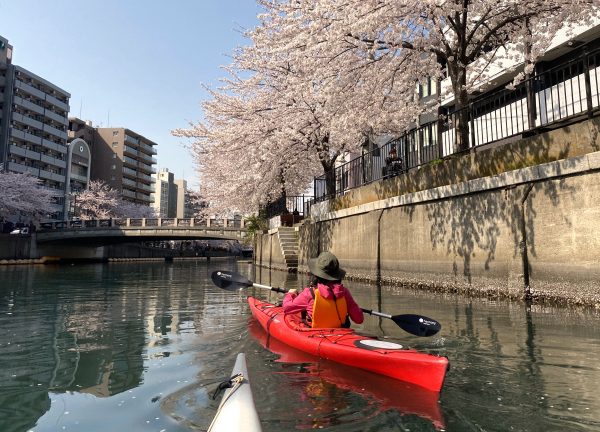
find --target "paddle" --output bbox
[210,270,441,337]
[360,308,440,337]
[210,270,287,293]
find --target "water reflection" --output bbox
[248,318,445,429]
[0,260,248,432]
[0,265,157,431]
[1,262,599,432]
[254,268,600,431]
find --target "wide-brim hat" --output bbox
[308,251,346,281]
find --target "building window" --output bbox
[112,142,118,147]
[112,153,117,158]
[111,164,116,170]
[111,176,115,181]
[112,130,118,136]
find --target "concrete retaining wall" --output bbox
[297,170,600,306]
[255,229,288,272]
[0,235,36,260]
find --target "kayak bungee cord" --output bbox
[207,373,246,432]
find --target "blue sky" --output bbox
[0,0,261,187]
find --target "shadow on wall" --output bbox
[297,216,340,272]
[371,130,580,287]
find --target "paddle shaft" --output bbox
[253,282,286,294]
[361,308,392,319]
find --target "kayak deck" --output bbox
[208,353,262,432]
[248,297,448,393]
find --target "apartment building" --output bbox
[68,118,157,206]
[95,128,156,205]
[174,178,195,218]
[151,168,178,217]
[0,35,70,219]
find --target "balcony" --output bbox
[13,96,45,115]
[9,144,27,158]
[123,166,137,178]
[8,161,39,176]
[137,163,154,174]
[123,177,137,188]
[42,138,66,154]
[125,135,139,145]
[122,189,136,199]
[43,123,68,141]
[138,151,157,165]
[136,182,153,192]
[136,192,153,202]
[123,155,138,167]
[124,146,138,157]
[45,93,69,112]
[44,109,68,126]
[41,154,67,169]
[11,128,43,146]
[39,169,65,183]
[136,172,153,183]
[15,79,46,99]
[138,142,156,155]
[9,145,44,162]
[12,112,44,130]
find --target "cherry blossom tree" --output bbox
[178,0,598,214]
[74,180,120,219]
[185,188,207,217]
[75,180,156,219]
[0,171,57,220]
[254,0,598,152]
[114,200,156,219]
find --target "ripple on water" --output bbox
[1,262,600,432]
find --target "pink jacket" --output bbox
[282,281,364,324]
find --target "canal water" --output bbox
[1,260,599,432]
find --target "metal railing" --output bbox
[263,195,314,218]
[39,217,246,230]
[314,43,600,201]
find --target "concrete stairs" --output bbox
[278,226,299,271]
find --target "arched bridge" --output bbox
[36,217,248,245]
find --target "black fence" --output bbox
[263,195,314,219]
[314,43,600,201]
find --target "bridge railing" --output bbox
[39,218,246,231]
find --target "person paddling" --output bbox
[283,251,364,328]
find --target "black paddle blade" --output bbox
[211,270,252,291]
[393,314,441,337]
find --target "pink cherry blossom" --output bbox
[0,171,57,220]
[176,0,598,213]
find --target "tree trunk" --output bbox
[322,158,337,198]
[315,135,338,198]
[449,63,471,153]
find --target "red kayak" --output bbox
[248,297,449,393]
[248,318,446,429]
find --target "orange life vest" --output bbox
[310,286,348,328]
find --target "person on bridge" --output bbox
[283,251,363,328]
